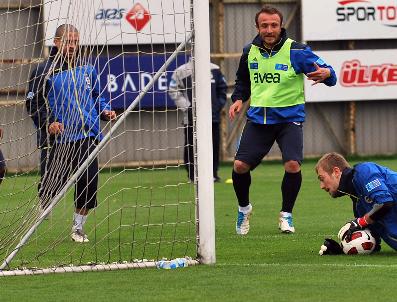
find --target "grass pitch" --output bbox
[2,157,397,301]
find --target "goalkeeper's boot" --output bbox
[236,204,252,235]
[71,229,89,243]
[279,212,295,233]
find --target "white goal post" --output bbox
[0,0,214,275]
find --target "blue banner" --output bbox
[95,54,188,109]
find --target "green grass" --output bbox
[2,158,397,301]
[0,166,197,268]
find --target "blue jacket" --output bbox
[26,48,110,147]
[339,163,397,248]
[353,163,397,210]
[231,29,337,124]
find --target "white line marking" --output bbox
[216,263,397,268]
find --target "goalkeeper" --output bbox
[316,152,397,252]
[26,24,116,243]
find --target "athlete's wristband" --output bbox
[357,216,369,228]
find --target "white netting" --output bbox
[0,0,205,274]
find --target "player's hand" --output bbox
[48,122,64,135]
[102,110,117,121]
[229,100,243,121]
[307,63,330,85]
[339,218,368,241]
[319,238,343,255]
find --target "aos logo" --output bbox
[336,0,397,26]
[341,60,397,87]
[95,3,151,32]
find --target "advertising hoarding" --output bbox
[95,54,188,109]
[305,49,397,102]
[302,0,397,41]
[43,0,191,45]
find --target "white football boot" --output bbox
[71,229,89,243]
[236,205,252,235]
[279,212,295,233]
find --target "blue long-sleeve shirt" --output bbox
[26,49,111,147]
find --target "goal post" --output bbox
[0,0,215,275]
[193,0,216,265]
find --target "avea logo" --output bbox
[95,8,125,20]
[340,60,397,87]
[253,72,280,84]
[336,0,397,26]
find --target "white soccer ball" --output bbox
[341,228,376,255]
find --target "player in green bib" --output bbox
[230,6,337,235]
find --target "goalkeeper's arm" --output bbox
[366,202,393,221]
[353,202,393,229]
[339,202,393,241]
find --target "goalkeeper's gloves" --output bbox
[319,238,343,255]
[338,217,369,241]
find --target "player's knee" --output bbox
[284,160,300,173]
[234,160,250,174]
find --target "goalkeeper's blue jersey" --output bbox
[352,162,397,249]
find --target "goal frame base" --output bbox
[0,259,200,276]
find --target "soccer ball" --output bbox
[341,229,376,255]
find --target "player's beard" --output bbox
[66,50,77,61]
[264,35,276,46]
[261,33,280,49]
[63,49,79,66]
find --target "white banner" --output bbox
[302,0,397,41]
[43,0,191,45]
[305,49,397,102]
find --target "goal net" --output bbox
[0,0,215,276]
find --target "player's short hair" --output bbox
[55,24,79,39]
[255,6,283,27]
[315,152,351,175]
